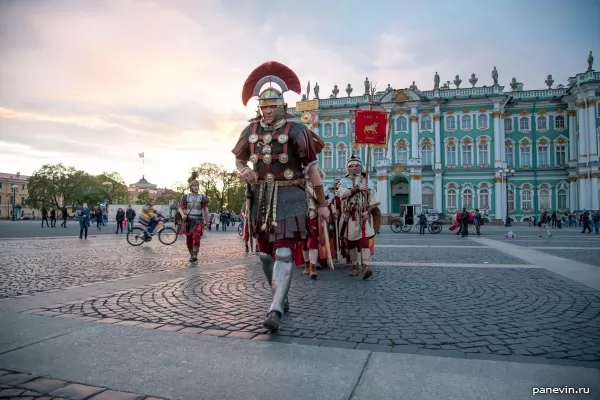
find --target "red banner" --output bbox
[354,110,387,145]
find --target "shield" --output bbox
[371,206,382,234]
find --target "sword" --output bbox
[319,216,334,270]
[246,184,254,252]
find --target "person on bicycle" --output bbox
[178,178,209,262]
[138,198,159,240]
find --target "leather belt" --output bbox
[257,178,305,187]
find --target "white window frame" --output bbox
[461,115,472,130]
[337,122,347,137]
[420,115,432,132]
[477,142,489,165]
[519,145,531,167]
[422,186,434,209]
[508,188,515,211]
[461,143,473,166]
[446,115,456,131]
[421,144,433,165]
[554,115,565,130]
[537,144,549,167]
[336,145,347,170]
[537,116,548,131]
[478,188,489,209]
[447,188,457,209]
[373,148,385,163]
[557,188,568,209]
[446,143,457,165]
[323,123,333,138]
[504,118,513,133]
[555,143,566,166]
[505,145,514,167]
[478,114,489,130]
[396,146,408,164]
[519,117,530,132]
[322,147,333,169]
[521,189,532,210]
[539,188,550,211]
[396,116,408,133]
[462,188,473,209]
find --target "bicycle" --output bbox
[126,221,178,246]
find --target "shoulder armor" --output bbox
[339,178,353,189]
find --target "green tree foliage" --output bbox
[26,164,128,209]
[136,190,150,205]
[188,163,244,213]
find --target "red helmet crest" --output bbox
[241,61,301,106]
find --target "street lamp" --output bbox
[498,168,515,227]
[11,185,18,221]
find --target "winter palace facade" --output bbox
[289,56,600,222]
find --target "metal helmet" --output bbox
[345,154,363,176]
[241,61,301,108]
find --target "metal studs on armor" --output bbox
[263,154,272,164]
[278,134,288,144]
[250,154,259,164]
[283,169,294,180]
[263,134,272,144]
[249,134,259,143]
[265,173,275,183]
[262,145,272,154]
[279,153,289,163]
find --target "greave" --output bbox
[269,247,294,315]
[259,252,274,285]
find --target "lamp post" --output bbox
[11,185,18,221]
[498,168,515,227]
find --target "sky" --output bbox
[1,0,599,189]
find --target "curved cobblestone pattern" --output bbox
[0,237,249,299]
[47,264,600,362]
[540,249,600,267]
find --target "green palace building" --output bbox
[288,53,600,222]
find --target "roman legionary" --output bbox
[337,155,379,279]
[302,169,329,279]
[232,61,329,332]
[178,179,209,262]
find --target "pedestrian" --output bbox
[581,210,592,234]
[60,205,68,227]
[473,208,483,237]
[418,212,427,235]
[41,207,49,227]
[460,207,470,237]
[232,60,329,332]
[538,210,552,237]
[115,208,125,234]
[95,207,103,230]
[125,205,136,233]
[214,212,220,231]
[79,203,90,239]
[178,179,209,262]
[50,208,57,227]
[592,211,600,234]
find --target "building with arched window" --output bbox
[288,57,600,221]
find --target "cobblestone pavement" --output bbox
[33,263,600,366]
[540,249,600,267]
[0,235,250,299]
[0,369,167,399]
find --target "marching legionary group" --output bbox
[232,61,380,332]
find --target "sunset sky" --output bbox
[1,0,599,189]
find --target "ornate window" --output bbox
[323,123,333,138]
[447,188,457,209]
[445,141,457,165]
[519,117,530,131]
[519,141,531,167]
[504,118,513,133]
[479,187,489,209]
[337,122,347,137]
[555,140,567,166]
[505,140,514,167]
[537,143,549,167]
[336,143,348,170]
[478,114,488,130]
[420,115,432,131]
[477,140,489,166]
[446,116,456,130]
[461,141,473,166]
[373,148,385,163]
[395,141,408,164]
[461,115,472,130]
[557,188,567,209]
[422,186,434,208]
[421,144,433,165]
[539,188,550,211]
[521,188,532,210]
[396,116,408,133]
[462,188,473,209]
[508,189,515,211]
[537,116,547,131]
[322,145,333,169]
[555,115,565,130]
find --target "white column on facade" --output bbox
[375,164,390,214]
[434,105,441,167]
[588,99,598,162]
[384,107,394,161]
[569,178,577,211]
[579,177,588,211]
[494,176,503,221]
[493,107,502,168]
[577,102,588,161]
[409,173,422,204]
[410,106,419,159]
[568,109,577,161]
[591,172,599,211]
[434,173,442,212]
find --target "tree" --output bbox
[188,163,245,213]
[97,172,128,204]
[27,164,89,209]
[155,189,182,205]
[136,190,150,205]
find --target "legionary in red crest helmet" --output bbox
[232,61,329,332]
